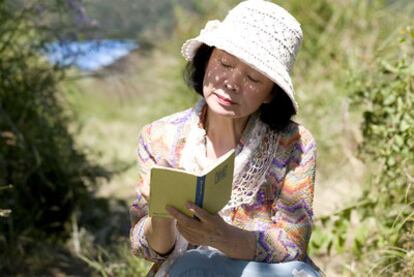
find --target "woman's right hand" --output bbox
[137,158,171,202]
[143,159,177,255]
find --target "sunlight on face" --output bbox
[203,49,274,120]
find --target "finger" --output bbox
[176,222,204,245]
[186,202,213,222]
[176,221,198,234]
[176,221,191,235]
[176,222,211,246]
[176,221,192,236]
[157,159,172,167]
[166,206,199,228]
[156,159,187,170]
[137,184,149,201]
[176,226,197,244]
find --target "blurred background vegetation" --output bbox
[0,0,413,276]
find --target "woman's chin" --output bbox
[207,101,238,118]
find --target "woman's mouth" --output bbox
[214,93,235,106]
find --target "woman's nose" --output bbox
[225,82,239,92]
[224,71,242,92]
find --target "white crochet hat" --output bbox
[181,0,303,111]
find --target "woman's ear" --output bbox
[263,98,272,104]
[263,90,275,104]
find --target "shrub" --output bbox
[0,0,109,251]
[348,26,414,275]
[310,26,413,276]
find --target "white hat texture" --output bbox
[181,0,303,111]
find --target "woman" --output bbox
[130,1,321,276]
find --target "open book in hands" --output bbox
[148,149,235,218]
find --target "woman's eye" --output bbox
[247,75,259,83]
[220,61,232,68]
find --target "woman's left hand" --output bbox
[166,202,229,247]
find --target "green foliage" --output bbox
[310,26,414,275]
[348,27,414,275]
[0,0,110,259]
[78,242,151,277]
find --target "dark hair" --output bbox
[183,44,296,132]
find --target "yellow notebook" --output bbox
[148,149,235,218]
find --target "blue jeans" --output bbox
[168,249,321,277]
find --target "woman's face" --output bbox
[203,48,274,119]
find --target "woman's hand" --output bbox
[138,159,172,202]
[142,159,178,255]
[166,202,229,247]
[167,202,256,260]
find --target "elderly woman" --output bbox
[130,1,321,276]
